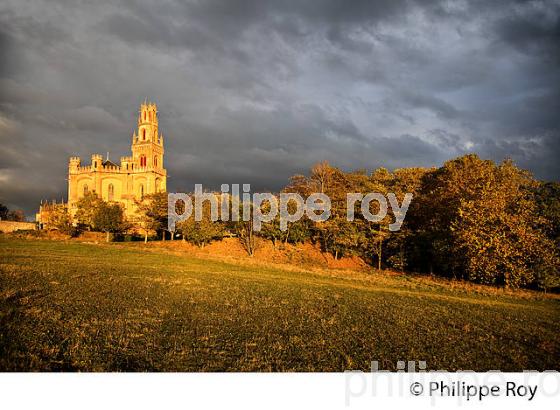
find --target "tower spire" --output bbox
[134,101,159,144]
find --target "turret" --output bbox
[69,157,81,173]
[91,154,103,170]
[120,156,133,171]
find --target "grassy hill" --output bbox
[1,236,558,371]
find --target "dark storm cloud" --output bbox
[494,2,560,61]
[0,0,559,217]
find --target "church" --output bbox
[65,101,167,221]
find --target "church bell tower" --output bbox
[132,101,164,170]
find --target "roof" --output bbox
[102,159,119,168]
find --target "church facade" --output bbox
[66,101,167,220]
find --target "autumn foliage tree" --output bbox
[177,201,224,247]
[48,206,78,237]
[451,160,558,288]
[73,192,129,240]
[408,155,559,288]
[278,156,559,289]
[75,192,103,230]
[135,192,169,242]
[534,182,560,246]
[92,201,129,242]
[260,198,311,248]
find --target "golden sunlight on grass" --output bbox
[1,237,559,371]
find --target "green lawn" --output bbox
[0,236,558,371]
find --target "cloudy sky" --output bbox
[1,0,559,216]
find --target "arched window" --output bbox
[143,111,146,121]
[142,129,146,141]
[139,184,144,199]
[108,183,114,201]
[83,184,89,196]
[140,155,146,167]
[154,156,158,167]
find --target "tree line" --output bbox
[46,154,560,290]
[0,204,25,222]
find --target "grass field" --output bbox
[1,236,559,371]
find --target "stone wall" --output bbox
[0,220,37,233]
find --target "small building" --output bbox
[36,200,67,229]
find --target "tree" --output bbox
[534,181,560,245]
[179,219,224,247]
[408,154,558,288]
[0,204,25,222]
[235,218,258,256]
[318,217,362,260]
[385,230,407,272]
[355,168,393,269]
[284,174,312,197]
[285,217,312,244]
[75,192,103,230]
[310,160,335,194]
[359,224,389,270]
[7,209,25,222]
[451,160,558,288]
[260,199,311,248]
[92,202,129,242]
[135,192,168,242]
[0,203,8,220]
[273,155,560,290]
[48,206,78,237]
[225,201,260,256]
[533,181,560,291]
[381,167,430,272]
[177,201,224,247]
[260,215,284,249]
[409,154,498,278]
[290,162,357,258]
